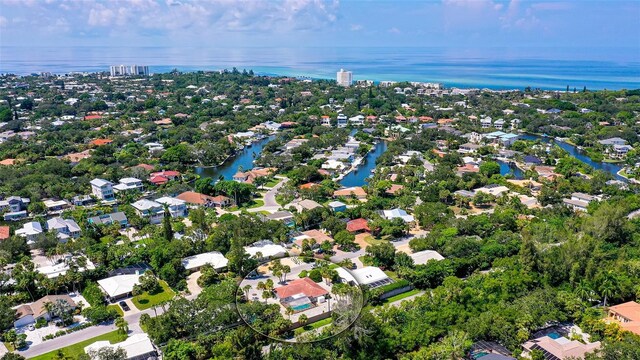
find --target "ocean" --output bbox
[1,46,638,90]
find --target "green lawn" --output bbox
[29,331,126,360]
[107,304,124,317]
[364,236,386,246]
[132,280,175,310]
[294,317,333,335]
[264,178,280,188]
[245,199,264,209]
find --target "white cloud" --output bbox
[350,24,363,31]
[388,27,401,34]
[0,16,7,27]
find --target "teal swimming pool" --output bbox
[292,303,311,311]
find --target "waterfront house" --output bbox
[333,186,367,200]
[232,168,275,184]
[598,137,627,146]
[132,199,164,224]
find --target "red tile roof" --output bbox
[275,277,328,299]
[346,218,370,232]
[176,191,215,205]
[90,139,113,146]
[84,114,102,120]
[0,226,10,240]
[149,175,169,185]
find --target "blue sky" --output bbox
[1,0,639,50]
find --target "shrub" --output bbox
[309,269,322,283]
[298,270,308,278]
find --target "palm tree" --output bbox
[285,306,294,319]
[115,317,129,335]
[298,314,308,326]
[576,280,593,302]
[261,290,271,304]
[282,265,291,283]
[243,284,252,299]
[600,279,615,308]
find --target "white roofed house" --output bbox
[380,208,415,223]
[131,199,164,224]
[113,177,144,193]
[43,199,71,214]
[244,240,287,260]
[84,333,157,360]
[336,266,393,289]
[182,251,229,272]
[46,217,81,241]
[155,196,187,217]
[409,250,445,265]
[90,178,115,201]
[15,221,43,245]
[563,192,599,212]
[97,273,142,302]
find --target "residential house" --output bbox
[481,118,493,128]
[88,212,128,228]
[337,266,393,288]
[288,199,323,213]
[274,277,329,308]
[244,240,287,260]
[98,273,142,302]
[43,199,71,213]
[522,334,600,359]
[409,250,444,265]
[458,143,481,154]
[349,115,365,126]
[149,170,181,185]
[380,208,414,223]
[15,221,43,244]
[337,114,348,128]
[598,137,628,146]
[13,295,77,328]
[563,192,598,212]
[265,211,295,227]
[333,186,367,200]
[46,217,81,241]
[182,251,229,272]
[72,195,95,207]
[90,178,115,201]
[113,177,144,193]
[232,168,275,184]
[612,144,633,159]
[328,201,347,212]
[474,184,510,197]
[37,256,96,279]
[346,218,370,233]
[0,196,30,213]
[607,301,640,336]
[0,226,9,241]
[131,199,164,224]
[155,197,187,217]
[84,333,157,360]
[493,119,505,129]
[293,229,333,248]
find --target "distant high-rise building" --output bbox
[337,69,353,87]
[109,65,149,77]
[130,65,149,76]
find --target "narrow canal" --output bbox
[195,135,275,180]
